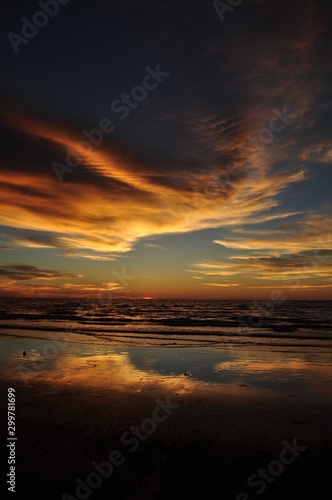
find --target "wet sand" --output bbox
[1,337,332,499]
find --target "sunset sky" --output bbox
[1,0,331,299]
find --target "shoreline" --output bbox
[1,329,332,352]
[1,336,332,499]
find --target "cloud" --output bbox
[0,264,81,282]
[1,0,331,301]
[0,271,127,298]
[191,253,332,290]
[190,213,332,291]
[214,215,332,252]
[0,105,310,262]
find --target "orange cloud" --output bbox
[190,213,332,294]
[0,108,309,264]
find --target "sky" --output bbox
[1,0,331,299]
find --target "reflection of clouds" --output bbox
[8,343,69,385]
[55,350,202,395]
[3,340,332,400]
[213,354,332,396]
[11,346,196,394]
[214,358,317,374]
[21,348,50,369]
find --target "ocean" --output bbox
[0,298,331,351]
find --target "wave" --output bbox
[0,298,331,349]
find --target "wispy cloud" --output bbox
[1,0,331,298]
[190,213,332,291]
[214,215,332,253]
[0,264,81,281]
[0,107,309,262]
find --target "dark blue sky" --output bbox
[1,0,331,298]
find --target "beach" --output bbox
[1,335,332,499]
[2,0,332,496]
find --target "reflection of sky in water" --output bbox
[1,338,332,399]
[126,347,319,394]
